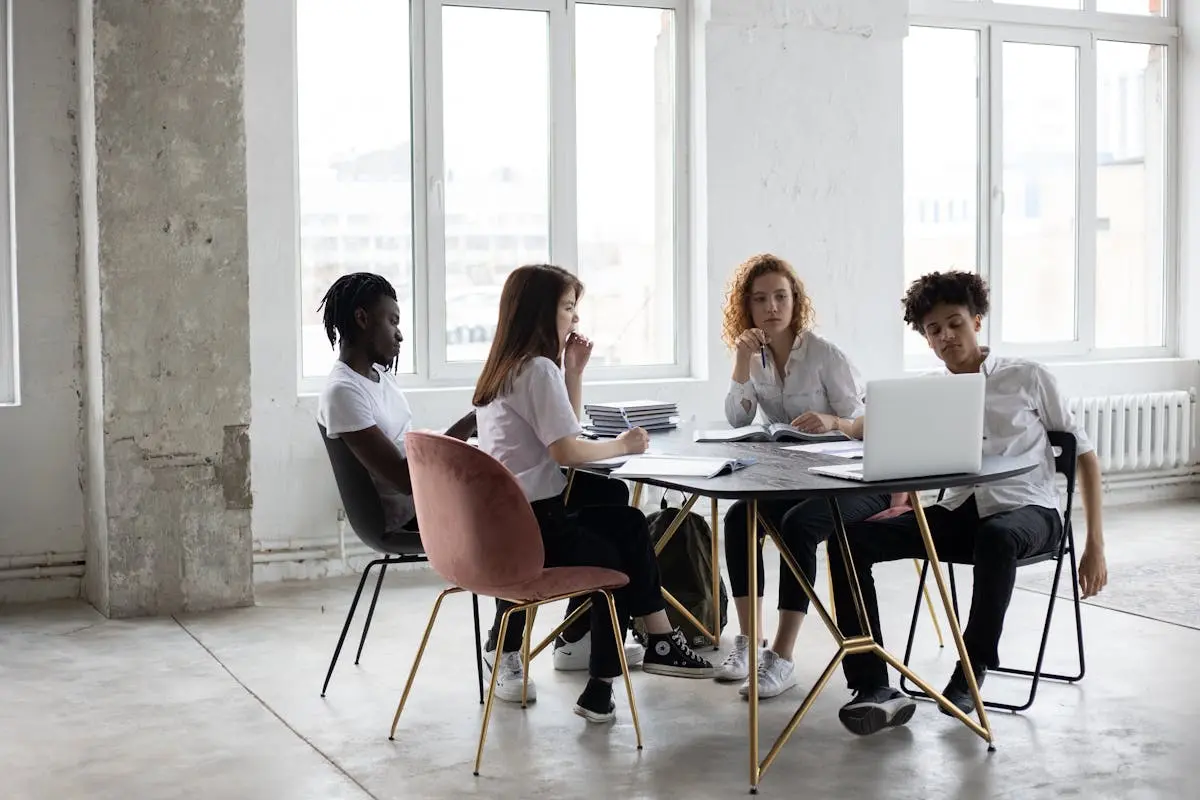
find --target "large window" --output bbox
[0,6,14,406]
[904,1,1175,362]
[297,0,688,386]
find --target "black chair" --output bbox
[318,423,485,701]
[900,430,1085,712]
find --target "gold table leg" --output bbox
[746,500,760,792]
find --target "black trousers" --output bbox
[831,495,1062,691]
[488,472,657,677]
[724,494,890,613]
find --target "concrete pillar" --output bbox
[78,0,253,617]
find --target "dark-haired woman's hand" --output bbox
[617,427,650,455]
[564,331,594,375]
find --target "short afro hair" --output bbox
[902,271,990,334]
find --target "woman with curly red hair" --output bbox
[714,254,889,700]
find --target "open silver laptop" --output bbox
[809,373,985,482]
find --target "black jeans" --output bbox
[831,495,1062,691]
[724,494,890,613]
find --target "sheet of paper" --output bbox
[692,426,762,442]
[783,441,864,458]
[610,455,739,478]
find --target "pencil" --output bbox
[760,346,767,369]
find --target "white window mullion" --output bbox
[1078,33,1099,353]
[0,0,15,405]
[985,25,1004,350]
[549,1,578,270]
[672,0,691,373]
[422,0,450,380]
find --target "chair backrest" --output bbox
[1047,430,1077,524]
[404,431,545,593]
[317,422,390,551]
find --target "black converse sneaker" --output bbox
[837,686,917,736]
[641,628,715,678]
[573,677,616,724]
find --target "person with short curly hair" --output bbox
[713,253,889,700]
[829,269,1109,738]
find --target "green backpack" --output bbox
[635,494,729,649]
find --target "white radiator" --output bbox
[1067,390,1195,473]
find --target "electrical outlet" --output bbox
[337,508,346,521]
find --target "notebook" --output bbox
[693,423,850,444]
[609,455,756,480]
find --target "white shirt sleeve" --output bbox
[322,381,377,437]
[823,348,866,420]
[523,358,584,446]
[1033,364,1095,456]
[725,379,758,427]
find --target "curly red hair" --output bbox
[720,253,814,349]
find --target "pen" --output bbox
[620,407,633,430]
[760,345,767,369]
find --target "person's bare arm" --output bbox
[338,427,412,494]
[444,410,477,441]
[547,428,648,467]
[1075,450,1108,598]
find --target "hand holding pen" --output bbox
[735,329,771,372]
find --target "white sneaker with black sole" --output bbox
[837,686,916,736]
[482,647,537,704]
[738,649,797,700]
[552,631,646,671]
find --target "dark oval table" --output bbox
[574,423,1037,793]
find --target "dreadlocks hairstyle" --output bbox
[317,272,399,367]
[720,253,814,349]
[901,271,990,334]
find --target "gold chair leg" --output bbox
[390,588,459,739]
[604,591,644,749]
[563,468,576,505]
[711,497,721,647]
[521,605,538,709]
[826,548,836,620]
[912,559,945,647]
[746,500,760,792]
[475,606,516,775]
[631,481,643,509]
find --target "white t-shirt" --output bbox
[317,361,416,531]
[476,356,583,502]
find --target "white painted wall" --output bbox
[0,0,84,602]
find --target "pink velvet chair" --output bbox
[389,431,643,775]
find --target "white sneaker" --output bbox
[714,634,752,682]
[738,649,797,700]
[552,631,646,671]
[487,650,537,704]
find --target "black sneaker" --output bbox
[641,628,715,678]
[573,677,616,724]
[838,686,917,736]
[940,662,988,717]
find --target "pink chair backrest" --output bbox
[404,431,545,593]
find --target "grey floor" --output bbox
[4,502,1199,800]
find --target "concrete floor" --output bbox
[4,502,1199,800]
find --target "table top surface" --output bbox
[583,423,1036,500]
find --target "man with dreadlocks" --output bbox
[316,272,476,534]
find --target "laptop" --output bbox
[808,372,986,482]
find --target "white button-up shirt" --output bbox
[939,349,1093,518]
[725,332,865,427]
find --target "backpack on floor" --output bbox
[635,493,728,649]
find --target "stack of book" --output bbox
[583,400,679,438]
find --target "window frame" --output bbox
[295,0,692,393]
[0,0,15,406]
[905,1,1179,369]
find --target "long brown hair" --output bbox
[472,264,584,406]
[720,253,815,348]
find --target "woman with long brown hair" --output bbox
[714,254,889,700]
[473,264,713,724]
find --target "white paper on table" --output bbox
[783,441,864,459]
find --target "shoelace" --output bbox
[670,630,705,662]
[721,641,748,666]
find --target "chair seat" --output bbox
[376,529,426,557]
[468,566,630,604]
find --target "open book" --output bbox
[693,423,851,444]
[610,454,756,480]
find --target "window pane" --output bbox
[903,28,979,356]
[995,0,1080,8]
[297,0,415,376]
[1000,42,1078,344]
[442,7,549,363]
[1096,41,1166,348]
[1096,1,1162,15]
[576,4,676,367]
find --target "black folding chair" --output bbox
[900,430,1085,712]
[318,423,485,702]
